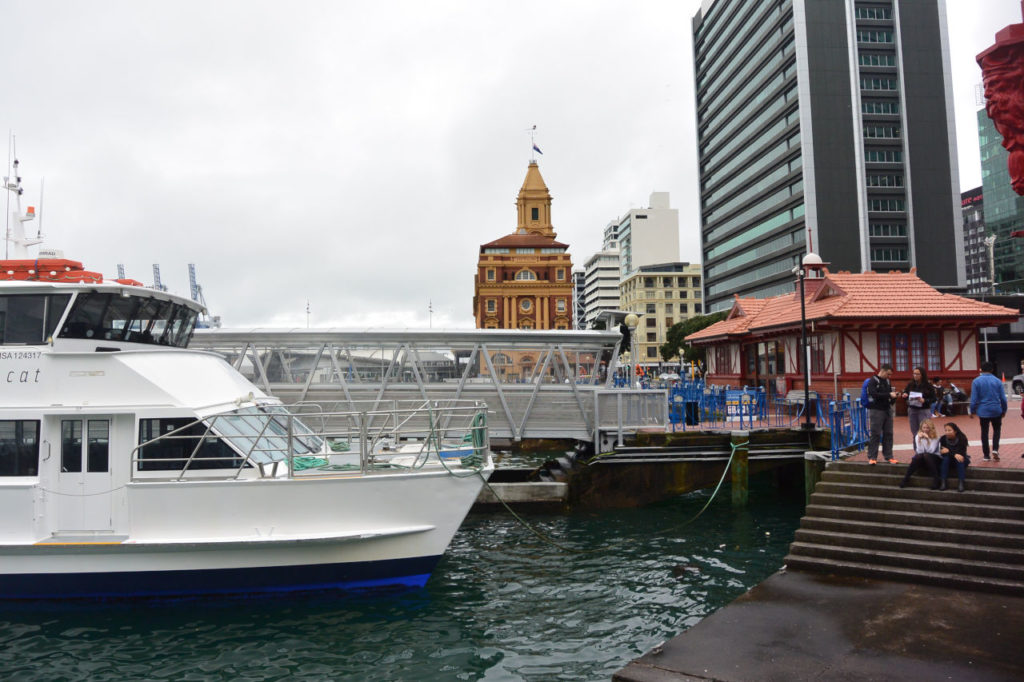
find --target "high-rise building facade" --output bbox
[979,109,1024,293]
[582,248,621,328]
[693,0,964,313]
[472,162,573,329]
[961,187,987,294]
[608,192,680,277]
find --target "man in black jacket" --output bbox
[867,363,899,465]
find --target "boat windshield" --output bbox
[0,294,72,345]
[59,292,199,347]
[207,406,324,465]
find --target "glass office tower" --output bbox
[693,0,964,312]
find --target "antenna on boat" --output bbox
[3,135,42,260]
[117,264,126,279]
[37,177,44,240]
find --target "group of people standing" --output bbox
[865,361,1016,493]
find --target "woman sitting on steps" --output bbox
[898,419,941,489]
[939,422,970,493]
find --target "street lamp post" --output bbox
[624,312,639,389]
[792,255,815,430]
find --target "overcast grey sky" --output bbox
[1,0,1019,328]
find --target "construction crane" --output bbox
[152,264,168,292]
[188,264,220,328]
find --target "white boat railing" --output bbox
[129,399,490,481]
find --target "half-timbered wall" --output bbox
[943,329,977,373]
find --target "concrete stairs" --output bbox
[785,461,1024,595]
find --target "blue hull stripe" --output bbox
[0,555,441,599]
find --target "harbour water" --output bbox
[0,475,803,681]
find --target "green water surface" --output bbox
[0,478,802,681]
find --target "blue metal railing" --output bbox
[828,395,869,460]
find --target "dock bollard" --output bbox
[731,430,749,507]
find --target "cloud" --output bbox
[0,0,1006,330]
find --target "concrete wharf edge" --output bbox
[613,568,1024,682]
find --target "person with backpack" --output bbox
[865,364,899,465]
[969,361,1007,461]
[902,366,937,440]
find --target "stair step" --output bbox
[821,470,1024,494]
[783,555,1024,596]
[799,516,1024,549]
[793,528,1024,565]
[826,460,1024,482]
[813,481,1024,507]
[787,542,1024,581]
[805,503,1024,535]
[809,492,1024,520]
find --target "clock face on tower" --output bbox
[520,299,532,312]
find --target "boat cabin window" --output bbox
[0,420,39,476]
[0,294,72,345]
[137,418,247,471]
[210,406,324,463]
[59,292,198,347]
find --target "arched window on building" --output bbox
[515,269,537,281]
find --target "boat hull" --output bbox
[0,466,491,599]
[0,553,442,599]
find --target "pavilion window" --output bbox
[879,335,892,368]
[798,335,827,374]
[715,346,733,374]
[926,332,941,372]
[910,334,924,370]
[893,334,909,372]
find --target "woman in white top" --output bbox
[898,419,941,489]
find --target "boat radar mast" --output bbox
[4,154,43,260]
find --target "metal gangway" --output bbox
[188,328,668,443]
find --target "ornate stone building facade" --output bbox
[473,162,573,330]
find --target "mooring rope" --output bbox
[478,440,749,554]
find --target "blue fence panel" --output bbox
[828,395,869,460]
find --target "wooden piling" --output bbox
[731,430,749,506]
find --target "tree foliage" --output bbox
[659,311,728,364]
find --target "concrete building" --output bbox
[609,192,680,277]
[572,268,587,329]
[979,109,1024,293]
[619,262,703,367]
[693,0,964,314]
[582,248,621,329]
[961,187,987,294]
[473,162,574,329]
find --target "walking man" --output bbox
[969,361,1007,461]
[867,364,899,465]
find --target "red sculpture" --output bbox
[978,3,1024,195]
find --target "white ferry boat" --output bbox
[0,160,492,598]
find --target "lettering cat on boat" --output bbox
[5,369,41,383]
